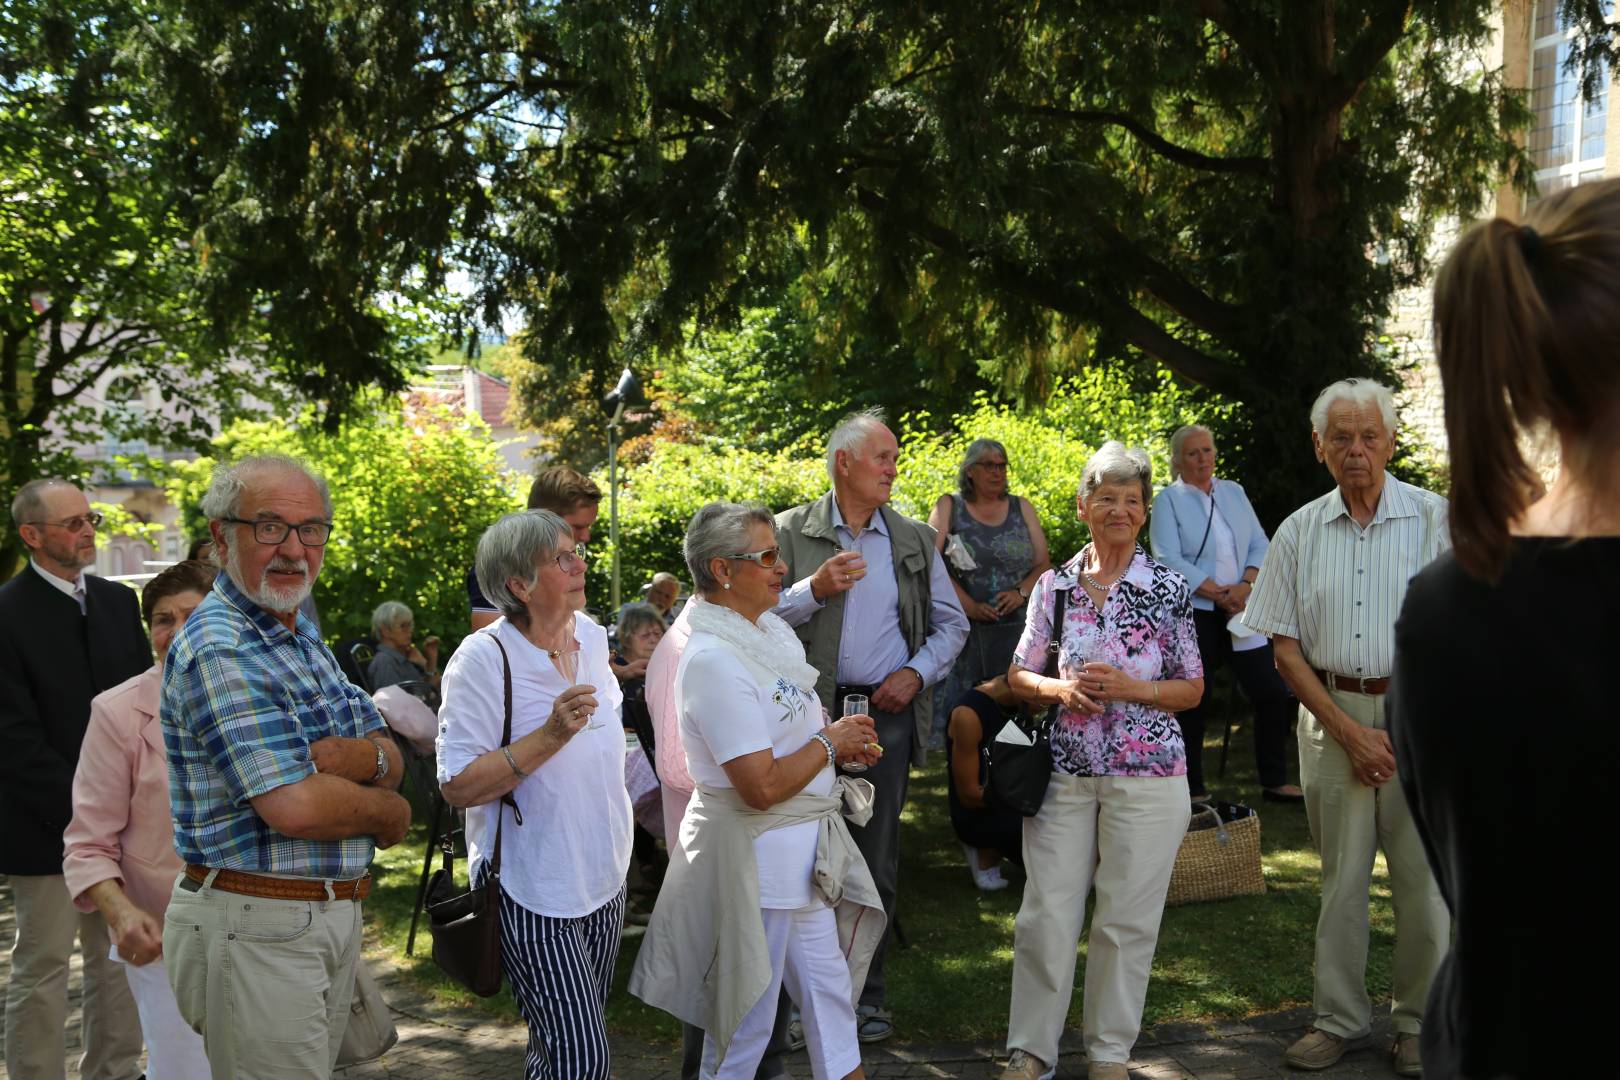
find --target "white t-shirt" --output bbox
[436,616,631,918]
[676,632,832,909]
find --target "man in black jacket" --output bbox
[1,478,150,1080]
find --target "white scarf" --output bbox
[686,599,821,694]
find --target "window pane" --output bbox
[1533,44,1572,169]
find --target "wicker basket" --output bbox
[1165,802,1265,906]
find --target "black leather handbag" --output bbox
[987,585,1068,817]
[424,636,521,998]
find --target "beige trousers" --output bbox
[3,874,143,1080]
[163,874,362,1079]
[1006,773,1188,1067]
[1300,689,1448,1038]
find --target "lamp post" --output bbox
[599,367,645,612]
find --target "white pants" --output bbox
[1006,773,1188,1066]
[701,905,860,1080]
[115,950,210,1079]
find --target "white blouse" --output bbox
[437,616,631,918]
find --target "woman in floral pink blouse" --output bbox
[998,442,1205,1080]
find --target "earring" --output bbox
[722,582,732,590]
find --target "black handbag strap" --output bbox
[1191,484,1217,563]
[1032,585,1069,737]
[440,634,521,883]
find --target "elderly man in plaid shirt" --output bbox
[160,455,412,1079]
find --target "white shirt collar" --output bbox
[30,557,85,599]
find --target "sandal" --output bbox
[855,1004,894,1043]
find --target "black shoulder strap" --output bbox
[440,634,522,885]
[1192,485,1217,562]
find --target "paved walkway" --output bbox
[0,878,1403,1078]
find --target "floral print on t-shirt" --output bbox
[1012,546,1202,777]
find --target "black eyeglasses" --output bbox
[26,511,104,533]
[726,547,783,567]
[224,517,334,546]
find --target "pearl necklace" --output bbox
[1080,544,1128,593]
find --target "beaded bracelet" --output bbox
[811,731,837,769]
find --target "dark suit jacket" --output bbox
[0,565,151,874]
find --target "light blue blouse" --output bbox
[1149,478,1270,611]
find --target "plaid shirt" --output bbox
[161,573,385,878]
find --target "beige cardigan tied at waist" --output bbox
[628,776,887,1065]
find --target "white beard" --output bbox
[226,543,313,615]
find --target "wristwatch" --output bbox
[370,741,389,784]
[1017,582,1031,599]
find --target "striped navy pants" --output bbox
[497,882,626,1080]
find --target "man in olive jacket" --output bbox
[774,408,968,1041]
[1,478,149,1080]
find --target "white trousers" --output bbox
[116,951,210,1079]
[701,905,861,1080]
[1006,773,1188,1066]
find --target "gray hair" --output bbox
[371,600,412,640]
[1167,424,1213,480]
[474,509,571,623]
[616,602,664,643]
[684,501,777,595]
[826,407,889,480]
[10,477,79,528]
[650,571,679,588]
[199,454,334,522]
[1079,441,1154,504]
[957,438,1009,498]
[1309,378,1398,437]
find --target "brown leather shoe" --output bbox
[1392,1033,1422,1077]
[1284,1028,1347,1070]
[1088,1062,1130,1079]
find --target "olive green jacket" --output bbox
[775,492,940,766]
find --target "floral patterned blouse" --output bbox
[1012,546,1202,778]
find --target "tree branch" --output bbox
[1192,0,1281,84]
[1024,105,1270,174]
[1325,0,1412,112]
[1091,224,1249,345]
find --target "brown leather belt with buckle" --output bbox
[1314,669,1390,696]
[185,864,371,902]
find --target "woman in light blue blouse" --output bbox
[1148,425,1300,803]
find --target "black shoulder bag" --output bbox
[424,636,523,998]
[987,585,1069,817]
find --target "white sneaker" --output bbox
[965,845,1010,891]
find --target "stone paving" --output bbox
[1,877,1406,1079]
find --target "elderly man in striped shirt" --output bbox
[160,455,411,1079]
[1244,380,1449,1079]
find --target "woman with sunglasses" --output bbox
[437,509,631,1080]
[632,502,884,1080]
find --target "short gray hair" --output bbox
[650,571,679,588]
[826,407,889,480]
[10,478,79,529]
[474,510,570,622]
[1079,441,1154,504]
[616,602,664,643]
[957,438,1009,498]
[199,454,334,522]
[684,502,777,595]
[1309,378,1398,437]
[371,600,412,640]
[1167,424,1213,480]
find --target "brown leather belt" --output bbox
[1315,669,1390,696]
[185,864,371,902]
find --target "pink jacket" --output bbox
[62,667,183,919]
[646,602,696,796]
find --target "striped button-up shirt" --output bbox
[1243,473,1449,677]
[161,572,386,878]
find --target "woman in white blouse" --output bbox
[437,510,631,1080]
[630,502,883,1080]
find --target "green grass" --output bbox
[363,679,1397,1043]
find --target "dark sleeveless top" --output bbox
[949,494,1035,613]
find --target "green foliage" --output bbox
[161,399,521,651]
[594,361,1215,606]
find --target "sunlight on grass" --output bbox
[362,689,1401,1042]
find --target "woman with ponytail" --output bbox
[1391,179,1620,1079]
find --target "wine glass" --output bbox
[551,645,603,730]
[841,694,874,774]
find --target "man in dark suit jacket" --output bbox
[1,478,150,1080]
